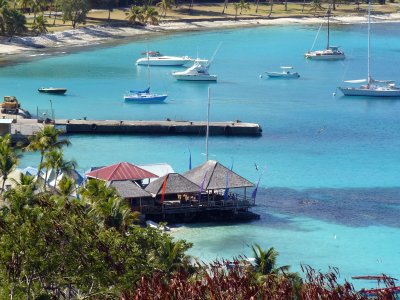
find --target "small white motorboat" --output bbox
[262,66,300,79]
[172,59,217,81]
[146,220,170,231]
[136,51,192,66]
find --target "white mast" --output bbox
[205,87,210,161]
[367,0,371,86]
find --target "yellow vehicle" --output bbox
[1,96,20,114]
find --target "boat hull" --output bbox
[173,74,217,81]
[339,87,400,97]
[305,53,345,60]
[265,72,300,78]
[136,58,191,66]
[38,88,67,95]
[124,94,168,103]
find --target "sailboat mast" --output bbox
[147,46,150,88]
[327,9,330,49]
[367,0,371,85]
[205,87,210,161]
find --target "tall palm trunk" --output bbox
[255,0,260,13]
[1,175,7,193]
[268,0,273,17]
[222,0,229,13]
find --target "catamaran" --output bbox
[136,51,192,66]
[305,9,345,60]
[338,0,400,97]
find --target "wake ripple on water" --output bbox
[256,187,400,228]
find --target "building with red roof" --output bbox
[86,162,158,182]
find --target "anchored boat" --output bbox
[136,51,192,66]
[38,87,67,95]
[172,59,217,81]
[263,66,300,79]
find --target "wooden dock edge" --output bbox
[55,120,263,136]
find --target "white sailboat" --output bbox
[125,50,168,103]
[305,9,345,60]
[338,1,400,97]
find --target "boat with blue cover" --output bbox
[124,87,167,103]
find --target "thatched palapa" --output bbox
[109,180,150,199]
[183,160,254,190]
[145,173,200,196]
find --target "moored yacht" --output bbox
[305,9,345,61]
[136,51,192,66]
[172,59,217,81]
[338,0,400,97]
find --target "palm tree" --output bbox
[31,13,47,34]
[143,6,159,25]
[222,0,229,14]
[4,8,27,40]
[267,0,274,17]
[251,243,290,275]
[26,126,71,180]
[126,5,144,25]
[233,2,240,19]
[30,0,43,23]
[0,0,8,34]
[156,239,192,273]
[156,0,171,18]
[309,0,324,16]
[0,134,20,193]
[42,149,76,191]
[254,0,260,13]
[239,0,250,14]
[57,175,76,198]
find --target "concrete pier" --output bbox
[54,119,262,136]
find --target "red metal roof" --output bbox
[86,162,158,181]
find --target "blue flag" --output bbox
[198,172,207,200]
[252,176,261,199]
[189,150,192,170]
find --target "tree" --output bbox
[26,126,71,181]
[126,5,144,25]
[143,6,159,25]
[59,0,90,28]
[0,0,8,34]
[31,13,48,34]
[239,0,250,14]
[267,0,274,17]
[0,134,20,193]
[156,0,171,18]
[41,149,76,190]
[309,0,324,16]
[222,0,229,14]
[251,243,290,275]
[4,8,27,40]
[233,2,240,19]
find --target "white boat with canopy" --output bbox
[305,9,345,60]
[338,1,400,97]
[172,59,217,81]
[263,66,300,78]
[136,51,192,66]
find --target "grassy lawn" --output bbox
[25,2,400,33]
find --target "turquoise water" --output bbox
[2,22,400,282]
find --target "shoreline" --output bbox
[1,13,400,61]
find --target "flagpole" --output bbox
[205,87,210,162]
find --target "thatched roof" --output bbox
[109,180,150,199]
[145,173,200,196]
[183,160,254,190]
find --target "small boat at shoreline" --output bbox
[262,66,300,79]
[136,51,192,66]
[146,220,170,231]
[172,59,217,81]
[38,87,67,95]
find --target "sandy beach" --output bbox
[1,12,400,57]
